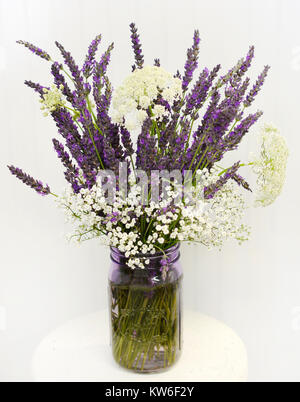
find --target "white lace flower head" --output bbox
[40,84,66,116]
[111,65,182,129]
[252,124,289,207]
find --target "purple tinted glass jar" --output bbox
[109,244,182,373]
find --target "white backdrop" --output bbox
[0,0,300,382]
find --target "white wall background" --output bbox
[0,0,299,382]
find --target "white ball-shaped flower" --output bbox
[111,65,182,130]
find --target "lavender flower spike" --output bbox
[82,34,102,78]
[121,127,134,157]
[52,139,81,192]
[232,173,252,192]
[182,30,201,92]
[52,139,79,177]
[94,43,114,82]
[51,62,74,104]
[129,23,144,70]
[230,46,255,87]
[8,165,51,196]
[204,162,241,199]
[55,41,84,92]
[244,65,270,107]
[24,80,48,97]
[16,40,51,61]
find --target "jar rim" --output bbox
[110,243,180,259]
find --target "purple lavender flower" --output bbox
[159,113,179,150]
[182,30,200,92]
[185,91,221,169]
[51,109,98,188]
[212,47,254,93]
[184,67,210,117]
[168,120,190,169]
[51,62,74,104]
[203,109,263,168]
[55,41,84,93]
[16,40,51,61]
[8,165,51,196]
[129,23,144,70]
[244,65,270,107]
[96,109,123,161]
[23,77,99,182]
[52,138,79,177]
[121,127,134,157]
[186,69,257,171]
[232,173,252,192]
[24,80,48,97]
[223,110,263,152]
[154,96,171,113]
[103,138,119,172]
[204,162,240,199]
[94,43,114,80]
[82,34,102,78]
[154,59,160,67]
[93,43,114,109]
[230,46,255,87]
[136,118,157,171]
[52,109,82,145]
[53,139,81,192]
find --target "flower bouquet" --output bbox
[8,24,288,372]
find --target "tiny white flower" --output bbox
[139,96,151,108]
[40,84,65,116]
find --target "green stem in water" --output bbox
[110,276,181,372]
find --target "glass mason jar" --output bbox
[109,244,182,373]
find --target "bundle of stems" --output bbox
[110,278,182,372]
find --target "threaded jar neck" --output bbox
[110,243,180,268]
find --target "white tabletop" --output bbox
[32,310,248,382]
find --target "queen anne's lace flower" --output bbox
[151,104,168,121]
[111,65,182,129]
[252,124,289,207]
[40,84,66,116]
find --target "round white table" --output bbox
[32,310,248,382]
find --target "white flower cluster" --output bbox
[111,66,182,131]
[252,124,289,207]
[58,168,249,269]
[40,84,66,116]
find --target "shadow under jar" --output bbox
[109,244,183,373]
